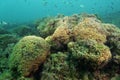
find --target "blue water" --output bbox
[0,0,120,24]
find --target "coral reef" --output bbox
[9,36,50,78]
[0,13,120,80]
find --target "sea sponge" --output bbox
[68,39,111,69]
[9,36,50,77]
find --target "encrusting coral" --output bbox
[9,36,50,78]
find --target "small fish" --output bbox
[0,21,8,25]
[43,1,48,6]
[80,4,84,8]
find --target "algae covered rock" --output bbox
[36,17,59,38]
[0,71,12,80]
[50,14,108,51]
[0,34,18,50]
[68,39,111,69]
[40,13,120,79]
[0,28,10,34]
[109,40,120,64]
[52,26,71,45]
[17,76,34,80]
[49,16,81,50]
[1,13,120,80]
[0,43,15,74]
[0,57,9,73]
[73,16,107,43]
[103,24,120,64]
[41,52,78,80]
[9,36,50,78]
[106,33,120,56]
[103,23,120,35]
[51,26,72,51]
[37,14,80,38]
[111,74,120,80]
